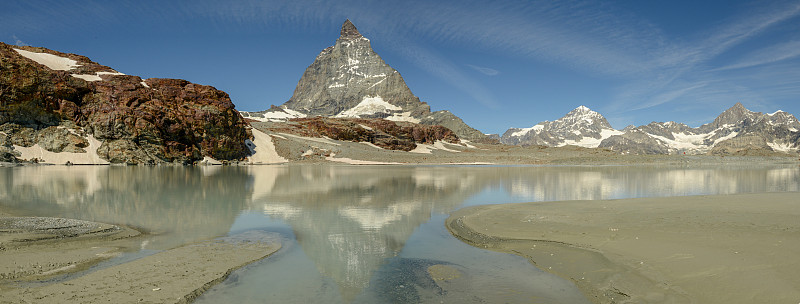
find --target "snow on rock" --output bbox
[324,154,401,165]
[767,142,795,153]
[279,133,341,146]
[409,144,433,154]
[13,48,80,71]
[13,135,108,165]
[561,129,624,148]
[409,141,461,154]
[200,156,222,165]
[14,48,125,82]
[335,95,401,118]
[385,111,421,124]
[240,107,308,122]
[246,129,288,164]
[71,71,126,82]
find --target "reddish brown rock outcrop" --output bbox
[261,117,460,151]
[0,42,250,164]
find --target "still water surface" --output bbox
[1,164,798,303]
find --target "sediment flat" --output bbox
[446,192,800,303]
[0,214,281,304]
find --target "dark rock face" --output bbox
[261,117,459,151]
[244,20,493,143]
[598,130,671,155]
[0,42,251,164]
[709,135,778,156]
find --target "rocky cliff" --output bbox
[240,20,495,144]
[257,117,459,151]
[0,42,251,164]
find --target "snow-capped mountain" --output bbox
[503,103,800,155]
[501,106,623,147]
[240,20,494,143]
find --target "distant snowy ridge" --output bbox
[501,105,622,148]
[502,103,800,155]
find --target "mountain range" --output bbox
[2,19,798,165]
[501,103,800,155]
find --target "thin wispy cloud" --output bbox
[5,0,799,127]
[716,40,800,71]
[12,35,28,46]
[466,64,499,76]
[607,0,800,114]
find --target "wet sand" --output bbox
[0,213,281,303]
[446,192,800,303]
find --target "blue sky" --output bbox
[3,0,800,134]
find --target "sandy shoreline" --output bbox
[446,192,800,304]
[0,213,281,303]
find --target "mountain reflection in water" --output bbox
[1,164,798,303]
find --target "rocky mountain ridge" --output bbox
[1,42,251,164]
[502,106,622,147]
[502,103,800,155]
[240,20,496,144]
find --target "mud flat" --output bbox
[0,213,281,304]
[446,192,800,303]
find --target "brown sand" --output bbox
[1,214,281,304]
[446,192,800,304]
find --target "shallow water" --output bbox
[1,164,798,303]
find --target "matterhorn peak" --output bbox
[340,19,363,39]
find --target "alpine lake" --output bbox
[1,164,798,303]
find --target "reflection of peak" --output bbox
[338,201,422,230]
[246,166,487,302]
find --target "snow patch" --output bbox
[767,142,795,153]
[241,107,307,122]
[328,83,345,88]
[433,141,460,152]
[647,132,708,150]
[335,96,401,118]
[511,124,544,137]
[14,49,80,71]
[712,131,739,145]
[409,141,460,153]
[200,156,222,165]
[324,155,401,165]
[71,71,125,82]
[246,129,288,164]
[12,135,108,164]
[279,133,341,146]
[561,129,623,148]
[386,111,421,123]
